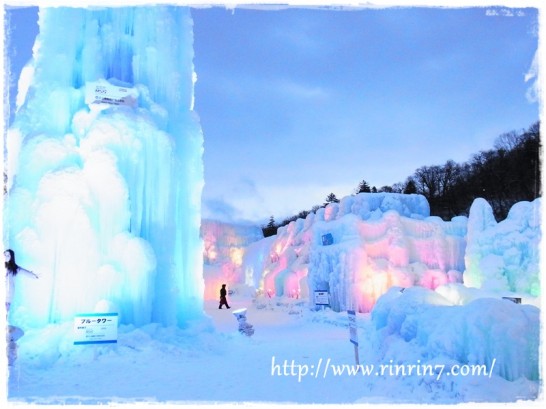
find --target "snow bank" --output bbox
[464,198,541,296]
[201,220,263,299]
[371,286,540,382]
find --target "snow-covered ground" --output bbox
[5,285,541,406]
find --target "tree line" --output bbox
[263,122,540,237]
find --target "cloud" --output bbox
[202,198,238,222]
[232,177,260,197]
[202,179,331,225]
[226,182,358,225]
[202,177,267,224]
[271,18,322,53]
[207,74,329,103]
[16,62,34,111]
[524,50,538,104]
[274,79,329,100]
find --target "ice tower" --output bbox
[4,6,204,328]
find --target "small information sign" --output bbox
[73,313,118,345]
[321,233,334,246]
[314,290,330,306]
[347,309,360,368]
[85,80,138,107]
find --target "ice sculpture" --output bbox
[242,193,541,313]
[241,193,467,312]
[4,6,204,328]
[463,197,541,296]
[372,286,540,382]
[201,219,263,299]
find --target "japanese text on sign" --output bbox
[347,310,358,346]
[73,312,118,345]
[85,80,138,107]
[314,290,330,306]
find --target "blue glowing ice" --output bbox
[5,6,204,328]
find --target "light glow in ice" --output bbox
[5,6,204,328]
[239,193,540,313]
[201,219,263,299]
[463,197,541,296]
[242,193,467,311]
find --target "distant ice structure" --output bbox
[243,235,277,290]
[4,6,204,328]
[242,193,467,312]
[241,193,541,312]
[201,220,263,299]
[309,194,467,312]
[463,198,541,296]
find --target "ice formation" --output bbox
[201,219,263,299]
[242,193,468,312]
[371,285,540,382]
[4,6,204,328]
[240,193,541,313]
[463,198,541,296]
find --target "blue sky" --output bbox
[4,5,540,225]
[192,6,539,224]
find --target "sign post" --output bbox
[347,310,360,368]
[73,313,119,345]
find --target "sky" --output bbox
[3,2,541,226]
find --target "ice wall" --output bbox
[310,198,467,312]
[201,220,263,299]
[243,235,277,289]
[4,7,204,328]
[463,198,541,296]
[243,193,467,312]
[241,193,541,312]
[261,214,314,300]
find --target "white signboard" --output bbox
[85,80,138,107]
[73,313,118,345]
[347,310,358,346]
[314,290,329,306]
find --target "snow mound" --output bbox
[371,286,540,382]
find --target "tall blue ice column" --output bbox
[5,6,204,327]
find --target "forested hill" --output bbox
[264,121,540,237]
